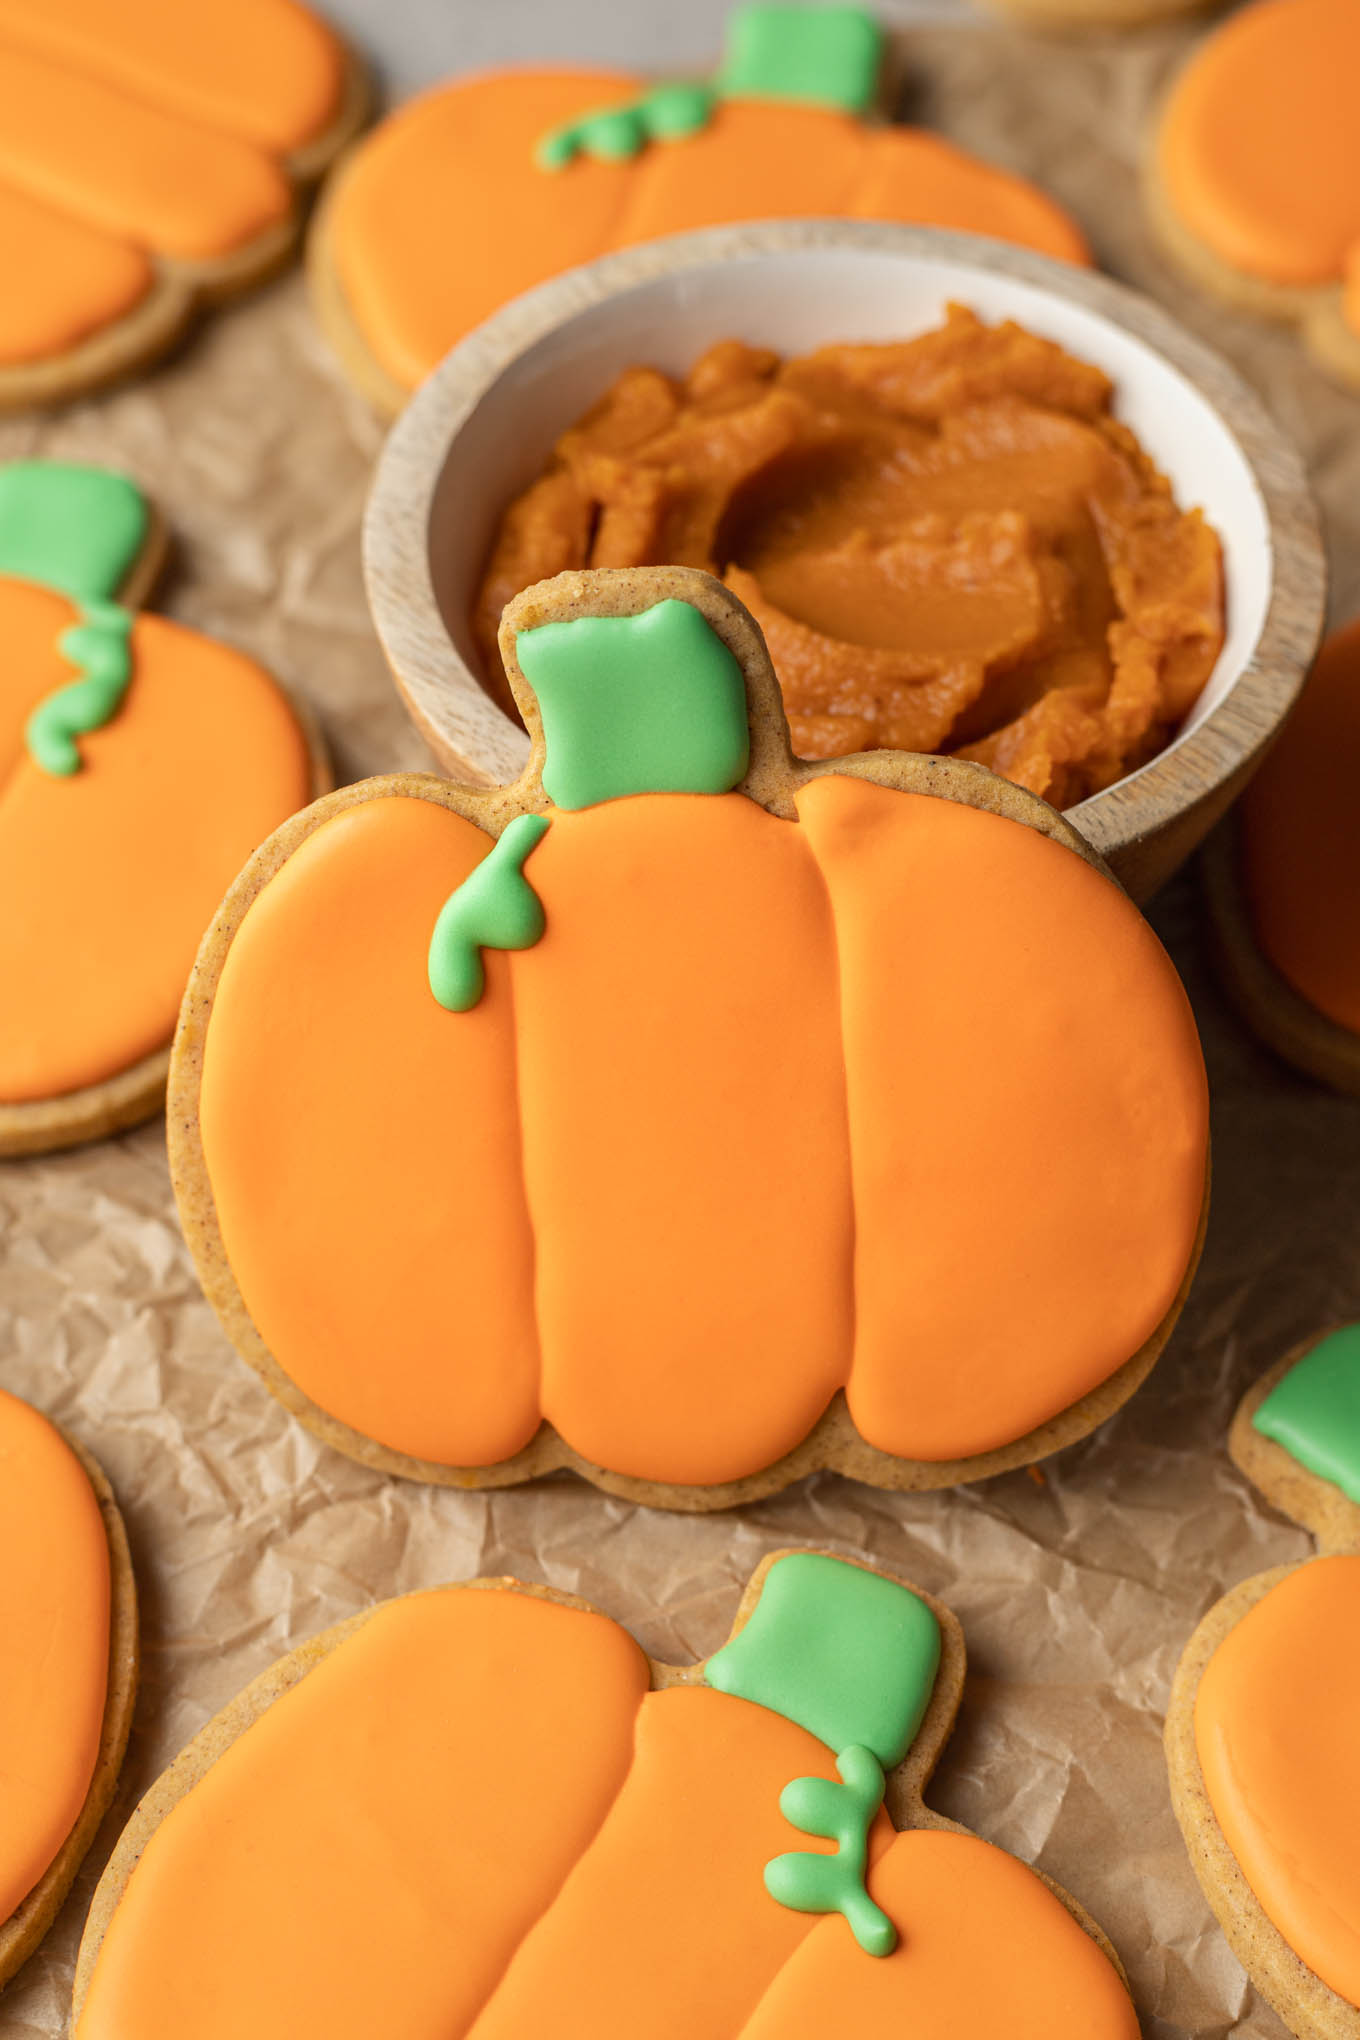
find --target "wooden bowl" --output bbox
[363,219,1325,902]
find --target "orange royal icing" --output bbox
[1195,1554,1360,2008]
[328,71,1091,395]
[1240,620,1360,1035]
[76,1588,652,2039]
[0,0,345,155]
[0,579,313,1103]
[0,180,152,364]
[0,0,344,366]
[76,1585,1136,2039]
[1157,0,1360,291]
[198,772,1206,1484]
[740,1829,1140,2037]
[0,1389,110,1928]
[0,41,291,264]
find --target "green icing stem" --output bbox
[517,600,749,812]
[715,5,882,113]
[535,4,882,168]
[705,1554,941,1769]
[26,599,135,776]
[428,812,551,1012]
[0,460,149,602]
[765,1744,896,1957]
[1254,1324,1360,1506]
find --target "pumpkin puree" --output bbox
[474,306,1225,807]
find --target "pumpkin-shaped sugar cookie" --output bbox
[310,1,1089,411]
[1150,0,1360,389]
[171,565,1208,1506]
[0,1388,137,1990]
[1167,1329,1360,2039]
[73,1551,1139,2038]
[1203,621,1360,1093]
[0,460,324,1157]
[0,0,365,407]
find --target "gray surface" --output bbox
[321,0,960,99]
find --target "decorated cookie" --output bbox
[73,1550,1140,2037]
[1150,0,1360,390]
[0,1387,137,1991]
[0,460,324,1157]
[310,2,1091,412]
[170,565,1208,1507]
[0,0,365,407]
[1167,1330,1360,2038]
[1202,621,1360,1094]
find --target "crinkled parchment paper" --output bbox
[2,19,1358,2036]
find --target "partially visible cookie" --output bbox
[73,1551,1139,2037]
[0,0,367,409]
[310,1,1090,412]
[1149,0,1360,390]
[0,1388,138,1991]
[0,459,327,1157]
[1202,621,1360,1094]
[1167,1332,1360,2039]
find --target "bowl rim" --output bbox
[363,217,1326,866]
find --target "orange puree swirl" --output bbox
[475,307,1225,808]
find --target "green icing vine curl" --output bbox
[26,598,136,777]
[537,83,714,170]
[536,5,882,169]
[765,1743,896,1956]
[428,812,551,1011]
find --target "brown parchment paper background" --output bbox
[2,18,1359,2038]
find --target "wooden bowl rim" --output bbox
[362,217,1326,864]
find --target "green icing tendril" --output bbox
[765,1744,896,1956]
[428,812,551,1012]
[535,4,882,168]
[26,598,135,776]
[1254,1323,1360,1506]
[705,1558,938,1960]
[517,600,749,812]
[536,82,714,170]
[0,460,151,775]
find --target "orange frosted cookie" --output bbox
[0,1388,137,1990]
[0,0,365,407]
[1151,0,1360,389]
[170,564,1208,1507]
[0,460,323,1157]
[74,1551,1140,2039]
[1203,621,1360,1093]
[1168,1331,1360,2037]
[311,2,1090,412]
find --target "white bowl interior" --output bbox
[428,245,1272,784]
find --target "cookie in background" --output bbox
[0,0,366,408]
[1168,1327,1360,2039]
[310,1,1090,411]
[0,1388,137,1991]
[1150,0,1360,391]
[1203,621,1360,1093]
[0,461,326,1156]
